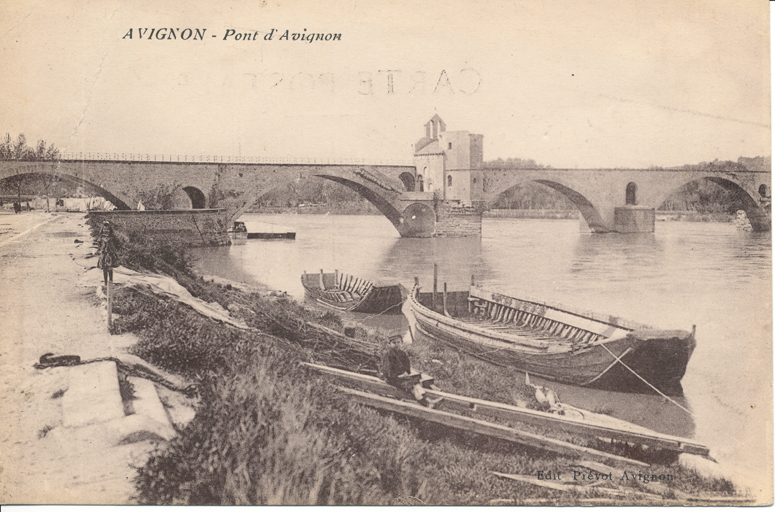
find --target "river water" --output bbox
[191,213,772,488]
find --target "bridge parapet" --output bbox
[58,153,414,166]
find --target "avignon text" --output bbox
[121,28,342,43]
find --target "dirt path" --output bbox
[0,212,156,504]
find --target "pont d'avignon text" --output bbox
[121,28,341,43]
[538,470,674,484]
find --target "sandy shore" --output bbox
[0,211,156,504]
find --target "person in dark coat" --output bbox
[380,345,442,408]
[97,221,118,284]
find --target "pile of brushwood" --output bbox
[96,223,742,505]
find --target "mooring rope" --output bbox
[600,343,693,416]
[355,302,404,323]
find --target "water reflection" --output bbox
[571,232,664,278]
[528,374,696,438]
[378,236,490,291]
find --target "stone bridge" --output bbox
[0,159,435,237]
[0,158,770,238]
[482,166,772,232]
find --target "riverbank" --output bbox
[0,211,759,504]
[0,212,157,504]
[110,223,754,504]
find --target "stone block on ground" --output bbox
[62,361,125,428]
[127,376,175,437]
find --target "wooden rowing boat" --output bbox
[403,280,696,396]
[301,270,406,314]
[301,362,711,459]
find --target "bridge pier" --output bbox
[396,199,485,238]
[613,206,656,233]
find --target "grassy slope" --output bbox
[99,223,743,505]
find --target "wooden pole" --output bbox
[107,280,113,331]
[443,282,449,317]
[432,264,438,311]
[319,269,325,290]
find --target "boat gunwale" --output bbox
[302,271,405,313]
[467,285,654,332]
[408,285,632,351]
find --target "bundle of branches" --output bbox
[112,280,385,378]
[226,291,385,374]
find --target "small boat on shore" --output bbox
[302,270,406,314]
[403,278,696,396]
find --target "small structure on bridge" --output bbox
[390,116,487,237]
[413,114,484,208]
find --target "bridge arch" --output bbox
[401,202,436,237]
[398,172,416,192]
[493,178,609,232]
[314,175,403,226]
[228,173,405,227]
[655,176,771,231]
[171,186,207,209]
[0,170,132,210]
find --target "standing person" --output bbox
[97,221,118,285]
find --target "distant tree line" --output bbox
[0,133,60,161]
[483,157,550,170]
[256,178,379,213]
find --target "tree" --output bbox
[0,133,59,161]
[0,134,12,159]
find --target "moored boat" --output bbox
[403,279,696,396]
[229,220,296,241]
[227,221,248,244]
[302,270,406,314]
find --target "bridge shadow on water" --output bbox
[571,232,665,279]
[377,236,492,292]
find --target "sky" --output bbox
[0,0,770,168]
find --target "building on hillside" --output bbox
[413,115,484,207]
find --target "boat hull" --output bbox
[302,271,405,314]
[406,287,695,396]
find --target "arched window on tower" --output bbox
[447,175,452,187]
[417,174,424,192]
[625,182,638,205]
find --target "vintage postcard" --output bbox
[0,0,771,506]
